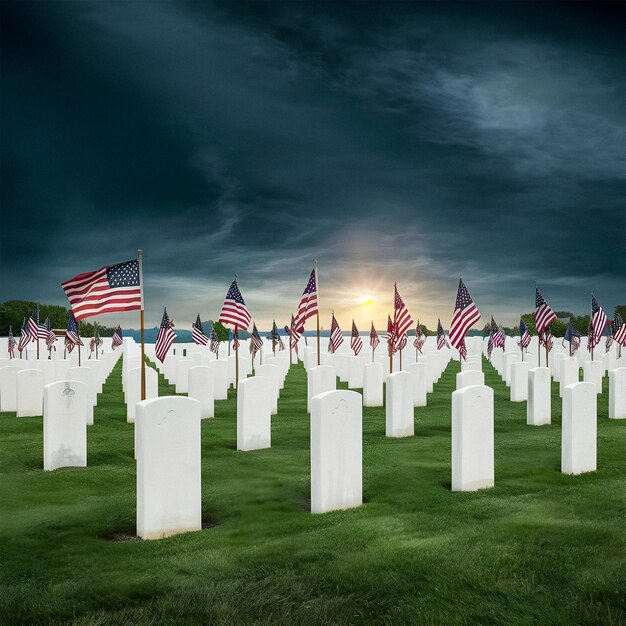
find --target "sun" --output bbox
[357,294,376,306]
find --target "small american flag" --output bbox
[270,320,285,351]
[192,314,209,346]
[250,323,263,357]
[563,322,581,354]
[385,315,395,355]
[288,314,301,350]
[396,333,408,351]
[449,279,480,360]
[436,319,449,350]
[293,268,318,333]
[7,326,16,358]
[542,327,553,351]
[218,280,251,330]
[350,320,363,356]
[65,312,83,352]
[62,259,142,321]
[518,318,531,349]
[589,294,608,350]
[493,324,506,350]
[111,326,123,349]
[18,317,31,353]
[392,283,413,352]
[155,308,177,362]
[605,324,614,352]
[413,321,426,353]
[328,314,343,354]
[487,333,494,359]
[232,328,240,350]
[370,322,379,351]
[614,311,626,346]
[45,318,57,349]
[209,323,220,356]
[28,307,47,340]
[534,287,557,337]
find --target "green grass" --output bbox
[0,358,624,625]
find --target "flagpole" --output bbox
[315,260,320,366]
[78,319,82,366]
[36,306,40,361]
[138,249,146,401]
[95,322,99,361]
[235,326,239,389]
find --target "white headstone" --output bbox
[408,362,427,407]
[461,356,482,372]
[451,385,494,491]
[210,359,229,401]
[188,366,214,419]
[237,376,271,451]
[363,362,384,407]
[0,366,17,412]
[582,361,603,395]
[347,357,365,389]
[254,364,279,414]
[43,380,87,471]
[16,369,44,417]
[175,359,192,393]
[504,352,522,386]
[456,370,484,390]
[608,367,626,420]
[560,357,579,397]
[126,367,158,423]
[136,396,201,540]
[307,365,336,413]
[527,367,551,425]
[551,352,565,382]
[68,367,95,425]
[562,382,596,475]
[386,371,413,438]
[510,361,529,402]
[311,390,362,514]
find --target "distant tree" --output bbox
[212,321,230,342]
[554,311,574,319]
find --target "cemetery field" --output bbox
[0,359,624,626]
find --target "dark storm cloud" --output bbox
[1,1,624,327]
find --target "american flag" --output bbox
[28,307,47,340]
[605,323,614,353]
[493,324,506,350]
[589,294,608,350]
[293,268,318,333]
[328,314,343,354]
[270,320,285,351]
[155,308,177,362]
[65,312,83,351]
[384,315,394,355]
[534,287,557,337]
[45,318,57,349]
[542,327,553,351]
[563,322,581,354]
[392,283,413,352]
[370,321,380,351]
[285,314,299,355]
[449,279,480,360]
[518,318,531,349]
[487,333,494,359]
[614,311,626,346]
[89,330,103,356]
[396,333,408,351]
[218,280,251,330]
[436,319,449,350]
[209,323,220,356]
[250,323,263,357]
[350,320,363,356]
[111,326,123,349]
[413,321,426,353]
[192,314,209,346]
[7,326,16,358]
[232,328,240,350]
[18,317,31,353]
[61,259,142,321]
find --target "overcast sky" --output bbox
[1,1,624,330]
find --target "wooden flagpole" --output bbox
[138,249,146,401]
[78,319,82,366]
[545,328,550,368]
[315,260,320,366]
[95,322,99,361]
[235,327,239,389]
[36,306,40,361]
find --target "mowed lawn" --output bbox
[0,357,624,625]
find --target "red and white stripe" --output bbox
[328,314,343,354]
[392,283,413,352]
[449,279,481,354]
[350,320,363,356]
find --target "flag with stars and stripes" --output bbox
[350,320,363,356]
[534,287,557,337]
[62,259,142,321]
[293,268,318,334]
[28,306,47,340]
[232,328,240,350]
[396,333,408,351]
[270,320,285,351]
[45,318,57,349]
[589,294,608,350]
[111,326,123,349]
[218,280,251,330]
[413,321,426,353]
[8,326,16,358]
[209,323,220,356]
[285,314,299,355]
[563,322,581,354]
[392,283,413,352]
[65,312,83,353]
[449,279,480,360]
[605,322,614,353]
[18,317,31,353]
[384,315,395,355]
[436,319,449,350]
[613,311,626,347]
[250,323,263,357]
[487,333,494,359]
[542,327,553,351]
[328,314,343,354]
[155,308,177,362]
[370,322,380,351]
[518,318,531,349]
[192,314,209,346]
